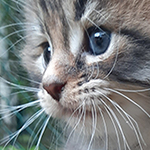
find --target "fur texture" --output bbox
[22,0,150,149]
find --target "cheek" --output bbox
[36,54,45,74]
[38,89,60,117]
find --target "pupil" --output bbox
[48,47,51,52]
[88,27,111,55]
[43,42,51,65]
[94,32,103,46]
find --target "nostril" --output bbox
[43,82,66,101]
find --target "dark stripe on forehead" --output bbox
[39,0,49,13]
[75,0,87,20]
[47,0,62,12]
[38,0,69,48]
[39,0,62,13]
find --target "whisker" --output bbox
[10,90,33,95]
[87,100,97,150]
[0,77,40,92]
[35,115,51,150]
[0,22,33,30]
[0,100,40,121]
[77,104,86,141]
[101,93,146,150]
[0,33,34,58]
[99,100,123,150]
[105,88,150,117]
[0,29,28,44]
[1,109,44,149]
[49,102,85,150]
[10,73,41,85]
[1,0,22,12]
[93,9,112,25]
[103,47,119,80]
[88,64,95,81]
[27,113,47,149]
[96,104,108,150]
[65,104,85,147]
[12,109,45,149]
[0,99,40,110]
[4,34,31,56]
[2,0,32,12]
[94,62,100,79]
[115,88,150,93]
[85,17,100,30]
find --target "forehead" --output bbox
[27,0,150,41]
[38,0,88,21]
[35,0,150,26]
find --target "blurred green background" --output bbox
[0,0,64,149]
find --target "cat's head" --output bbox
[22,0,150,132]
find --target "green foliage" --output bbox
[0,146,36,150]
[0,1,64,149]
[0,0,40,148]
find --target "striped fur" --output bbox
[22,0,150,149]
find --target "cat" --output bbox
[1,0,150,150]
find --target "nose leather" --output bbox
[43,83,66,101]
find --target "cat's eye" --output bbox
[43,42,51,65]
[88,27,111,55]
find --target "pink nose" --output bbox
[43,83,66,101]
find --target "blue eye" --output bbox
[43,42,51,65]
[88,27,111,55]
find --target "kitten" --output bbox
[7,0,150,150]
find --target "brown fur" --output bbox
[22,0,150,149]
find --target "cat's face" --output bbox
[22,0,150,149]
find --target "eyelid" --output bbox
[39,41,53,56]
[87,26,109,34]
[39,42,50,48]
